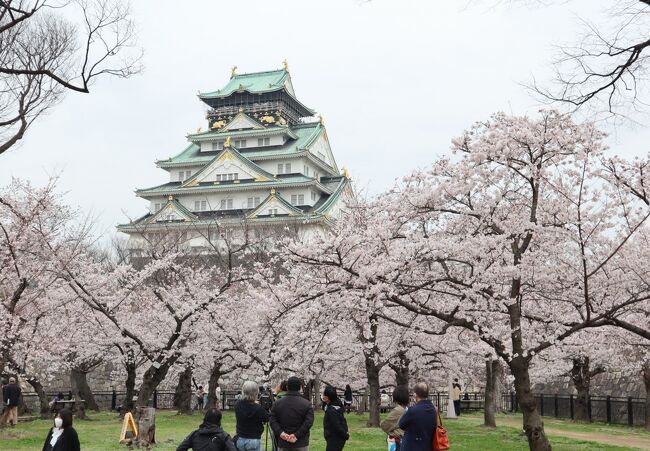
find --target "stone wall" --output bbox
[534,373,645,398]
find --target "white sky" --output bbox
[1,0,649,238]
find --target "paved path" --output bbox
[496,417,650,450]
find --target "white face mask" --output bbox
[54,417,63,428]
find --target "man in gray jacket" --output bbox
[269,376,314,451]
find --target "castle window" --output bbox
[290,194,305,206]
[235,139,247,148]
[268,208,278,216]
[304,165,310,176]
[277,164,284,174]
[194,200,207,211]
[285,163,291,173]
[220,199,233,210]
[212,141,224,151]
[153,203,162,213]
[247,197,260,208]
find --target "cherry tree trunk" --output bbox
[136,359,176,408]
[174,366,193,415]
[121,361,137,416]
[509,357,551,451]
[26,377,50,419]
[484,358,498,428]
[70,368,99,411]
[364,358,381,427]
[570,356,591,423]
[390,349,410,388]
[643,360,650,431]
[493,361,504,413]
[136,406,156,448]
[206,362,222,410]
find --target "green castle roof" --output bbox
[157,122,325,167]
[199,69,289,99]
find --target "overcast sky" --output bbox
[1,0,648,238]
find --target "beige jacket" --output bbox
[380,405,405,438]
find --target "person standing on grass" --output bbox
[452,379,462,416]
[177,408,237,451]
[269,376,314,451]
[235,381,269,451]
[380,385,409,451]
[343,385,353,413]
[196,385,206,410]
[42,408,80,451]
[322,386,349,451]
[398,382,437,451]
[1,376,21,428]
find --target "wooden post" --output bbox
[606,396,611,424]
[153,390,158,409]
[554,394,558,418]
[570,394,574,419]
[540,394,544,417]
[587,395,592,421]
[627,397,634,426]
[111,390,117,411]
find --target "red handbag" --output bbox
[432,412,450,450]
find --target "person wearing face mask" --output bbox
[42,408,80,451]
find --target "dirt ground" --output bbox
[495,416,650,450]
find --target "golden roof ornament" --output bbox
[224,136,232,148]
[342,167,350,178]
[230,66,237,78]
[197,127,202,133]
[168,195,174,201]
[270,188,276,195]
[282,59,289,71]
[319,115,325,125]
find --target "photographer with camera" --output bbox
[235,381,269,451]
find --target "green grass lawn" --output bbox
[0,410,646,450]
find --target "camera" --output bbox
[259,384,274,412]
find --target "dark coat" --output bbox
[3,383,21,406]
[42,427,80,451]
[323,400,349,442]
[235,399,269,439]
[176,423,237,451]
[269,391,314,448]
[398,400,437,451]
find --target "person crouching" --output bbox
[177,408,236,451]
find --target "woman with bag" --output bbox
[177,408,237,451]
[380,386,409,451]
[41,408,80,451]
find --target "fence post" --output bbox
[627,396,634,426]
[540,394,544,417]
[588,395,592,421]
[554,394,558,418]
[153,390,158,409]
[606,396,611,423]
[436,392,440,411]
[111,390,117,411]
[570,394,574,420]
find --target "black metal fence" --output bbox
[20,389,647,428]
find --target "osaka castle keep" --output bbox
[118,64,352,249]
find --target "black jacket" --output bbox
[269,391,314,448]
[42,427,80,451]
[3,383,21,406]
[323,400,349,442]
[235,399,269,439]
[176,423,237,451]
